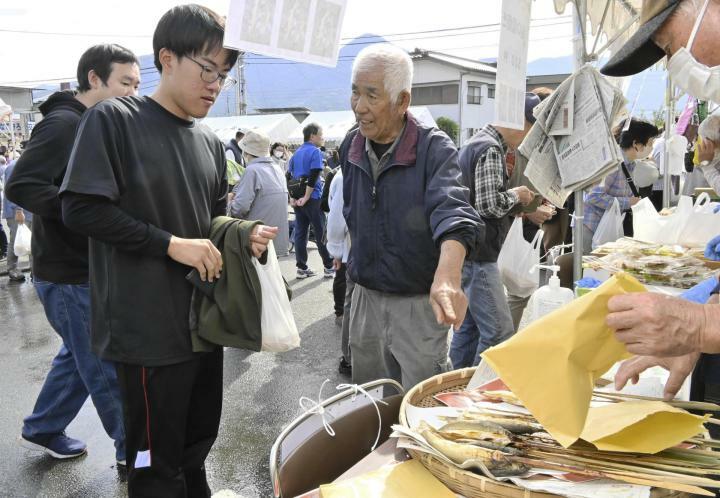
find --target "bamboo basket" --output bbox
[398,368,689,498]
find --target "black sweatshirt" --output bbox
[5,91,88,283]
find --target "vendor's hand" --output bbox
[429,271,467,330]
[606,292,705,357]
[14,209,25,224]
[332,258,342,271]
[705,235,720,261]
[250,225,278,258]
[525,208,553,226]
[629,196,641,206]
[614,353,700,401]
[510,186,535,206]
[296,196,308,207]
[168,236,223,282]
[698,138,717,164]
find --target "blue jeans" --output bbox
[449,261,515,369]
[293,198,332,270]
[23,279,125,460]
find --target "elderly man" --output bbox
[599,0,720,402]
[340,44,483,390]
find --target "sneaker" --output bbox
[8,271,25,282]
[323,267,335,279]
[296,268,317,279]
[19,433,87,459]
[338,357,352,376]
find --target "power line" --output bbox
[0,15,571,40]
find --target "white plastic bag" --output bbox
[592,198,625,250]
[252,241,300,352]
[497,217,544,298]
[678,193,720,247]
[13,223,31,257]
[632,195,693,244]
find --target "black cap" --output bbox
[600,0,680,77]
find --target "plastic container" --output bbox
[531,265,575,321]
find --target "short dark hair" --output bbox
[614,118,660,149]
[303,123,322,142]
[153,4,239,73]
[236,130,245,140]
[76,44,138,92]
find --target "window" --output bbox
[487,84,496,99]
[411,84,459,105]
[467,84,482,105]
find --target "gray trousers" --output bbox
[6,218,32,272]
[507,293,530,332]
[349,284,448,390]
[341,274,355,361]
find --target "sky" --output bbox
[0,0,582,87]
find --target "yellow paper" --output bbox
[319,459,455,498]
[482,272,644,448]
[581,401,707,454]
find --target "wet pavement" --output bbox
[0,247,345,498]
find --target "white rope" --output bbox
[298,380,389,451]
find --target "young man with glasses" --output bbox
[59,5,276,496]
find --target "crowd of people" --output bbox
[3,0,720,496]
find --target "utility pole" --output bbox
[236,53,247,116]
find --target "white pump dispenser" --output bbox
[530,264,574,321]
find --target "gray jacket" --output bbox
[230,156,290,255]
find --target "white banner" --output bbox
[224,0,348,68]
[494,0,532,130]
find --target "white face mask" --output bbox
[635,143,653,159]
[666,0,720,102]
[273,150,284,159]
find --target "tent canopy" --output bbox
[201,113,299,144]
[286,106,437,146]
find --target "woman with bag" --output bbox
[582,118,660,253]
[2,156,32,282]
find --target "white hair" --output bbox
[351,44,413,104]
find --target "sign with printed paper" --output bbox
[224,0,348,67]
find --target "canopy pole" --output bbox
[572,0,587,282]
[662,75,674,209]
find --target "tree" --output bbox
[436,116,459,143]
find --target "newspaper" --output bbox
[522,65,627,207]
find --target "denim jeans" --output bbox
[23,279,126,460]
[449,260,515,369]
[293,198,332,270]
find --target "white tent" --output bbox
[201,113,299,144]
[286,106,437,146]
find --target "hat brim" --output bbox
[600,4,677,77]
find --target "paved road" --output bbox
[0,248,345,498]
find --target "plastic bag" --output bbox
[592,198,625,250]
[678,193,720,247]
[632,195,693,245]
[13,223,31,257]
[497,217,544,298]
[252,241,300,352]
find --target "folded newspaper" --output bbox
[520,65,627,207]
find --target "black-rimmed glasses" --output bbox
[186,56,237,90]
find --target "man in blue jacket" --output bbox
[288,123,334,279]
[341,44,483,390]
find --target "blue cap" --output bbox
[525,93,541,124]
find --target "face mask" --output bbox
[666,0,720,102]
[274,151,284,159]
[635,143,652,159]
